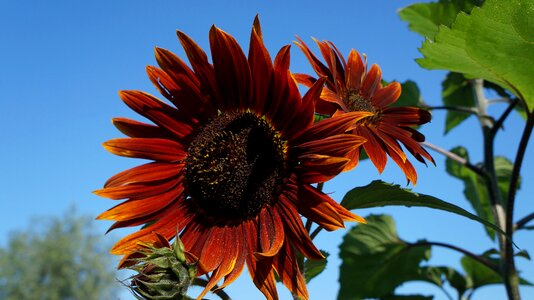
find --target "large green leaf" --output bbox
[418,0,534,111]
[442,72,476,134]
[303,251,329,283]
[341,180,505,235]
[399,0,480,39]
[338,215,431,299]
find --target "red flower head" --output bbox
[96,17,367,300]
[295,38,434,184]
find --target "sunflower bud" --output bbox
[125,233,196,300]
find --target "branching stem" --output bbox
[490,98,519,137]
[425,105,479,115]
[421,141,485,178]
[515,211,534,231]
[408,240,500,273]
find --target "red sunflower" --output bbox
[95,17,368,300]
[295,38,434,184]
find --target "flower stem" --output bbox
[472,79,519,300]
[192,278,232,300]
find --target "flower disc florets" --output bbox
[185,111,287,222]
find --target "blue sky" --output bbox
[1,0,532,299]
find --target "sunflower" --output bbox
[294,38,434,184]
[95,17,368,300]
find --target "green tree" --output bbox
[0,208,119,300]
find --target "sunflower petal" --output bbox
[346,49,365,92]
[300,184,365,226]
[111,201,193,255]
[97,182,184,221]
[103,138,186,162]
[357,126,388,173]
[209,26,252,110]
[372,81,401,108]
[293,111,372,144]
[360,64,382,99]
[296,154,350,183]
[94,175,180,200]
[112,118,171,139]
[197,227,238,300]
[177,31,223,109]
[104,162,182,188]
[119,91,193,138]
[248,17,273,115]
[255,208,284,259]
[218,227,246,289]
[273,240,308,300]
[276,198,324,260]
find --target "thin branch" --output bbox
[437,285,454,300]
[421,141,486,177]
[515,211,534,231]
[488,97,513,104]
[424,105,479,115]
[192,278,232,300]
[408,241,500,274]
[490,98,519,137]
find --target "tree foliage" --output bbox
[0,209,119,300]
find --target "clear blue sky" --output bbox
[1,1,532,299]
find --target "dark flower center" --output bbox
[185,112,287,222]
[345,91,382,126]
[345,91,375,113]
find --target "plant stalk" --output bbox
[472,79,520,299]
[504,112,533,300]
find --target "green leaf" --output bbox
[495,156,521,196]
[417,266,468,297]
[442,72,476,134]
[393,80,423,107]
[341,180,505,236]
[338,215,431,299]
[418,0,534,112]
[461,255,533,289]
[445,146,495,239]
[304,251,329,283]
[446,147,519,239]
[515,250,531,260]
[398,0,481,39]
[461,255,501,289]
